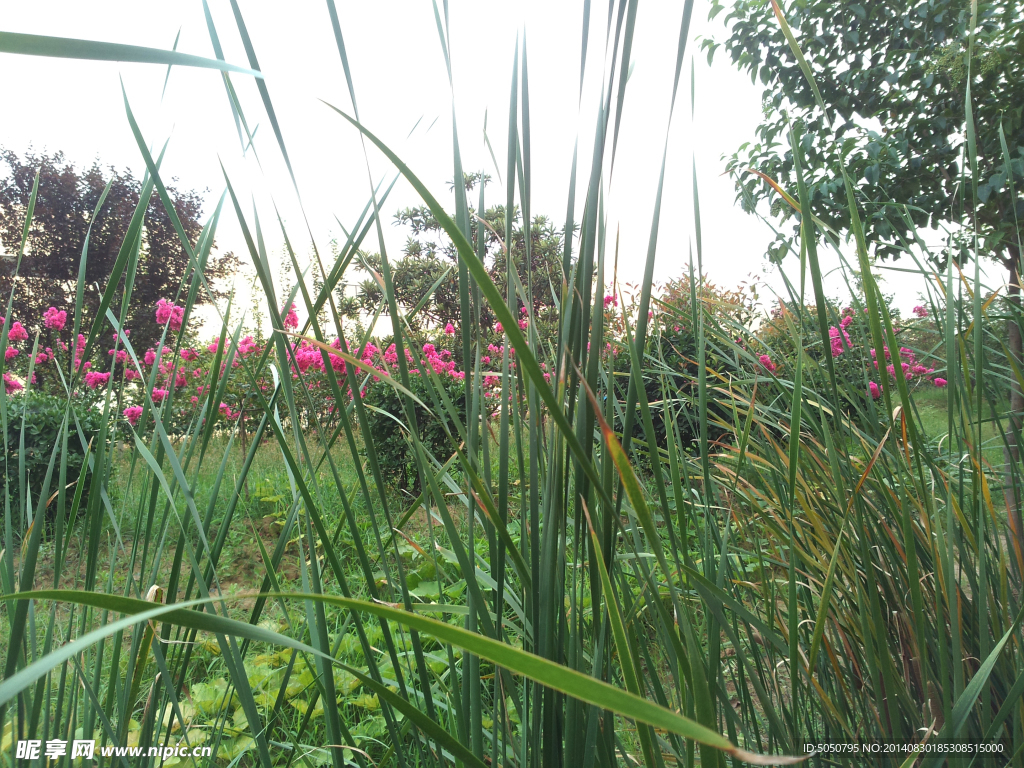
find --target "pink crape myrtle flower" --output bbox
[238,336,259,356]
[444,323,456,335]
[7,321,28,342]
[152,388,169,404]
[758,354,777,373]
[828,326,852,357]
[123,406,143,426]
[284,303,299,330]
[84,371,111,390]
[934,377,948,387]
[155,298,185,331]
[912,305,928,318]
[4,348,18,361]
[495,322,503,334]
[3,373,22,394]
[43,307,67,330]
[869,381,881,399]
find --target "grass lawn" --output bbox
[912,385,1010,468]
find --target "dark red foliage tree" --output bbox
[0,148,237,358]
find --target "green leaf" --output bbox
[0,31,262,77]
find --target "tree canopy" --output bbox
[0,149,237,354]
[345,176,567,335]
[705,0,1023,267]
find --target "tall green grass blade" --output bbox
[0,31,262,76]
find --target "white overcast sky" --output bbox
[0,0,951,332]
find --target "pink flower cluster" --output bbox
[43,307,67,331]
[289,337,347,378]
[219,402,240,420]
[144,347,173,366]
[123,405,143,426]
[420,343,463,379]
[761,306,945,401]
[84,371,111,390]
[72,334,88,371]
[331,339,472,397]
[870,346,935,381]
[517,307,531,331]
[155,299,185,331]
[867,346,943,398]
[6,319,28,343]
[284,303,299,330]
[238,336,259,356]
[828,310,856,357]
[912,305,928,318]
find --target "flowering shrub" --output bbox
[758,302,944,405]
[359,335,468,490]
[603,275,756,457]
[0,283,951,506]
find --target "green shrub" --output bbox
[359,338,467,491]
[609,275,756,459]
[2,391,104,517]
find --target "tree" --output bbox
[706,0,1024,517]
[0,149,237,357]
[706,0,1022,266]
[345,175,568,344]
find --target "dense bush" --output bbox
[605,276,758,458]
[359,334,468,491]
[756,299,948,408]
[2,390,104,511]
